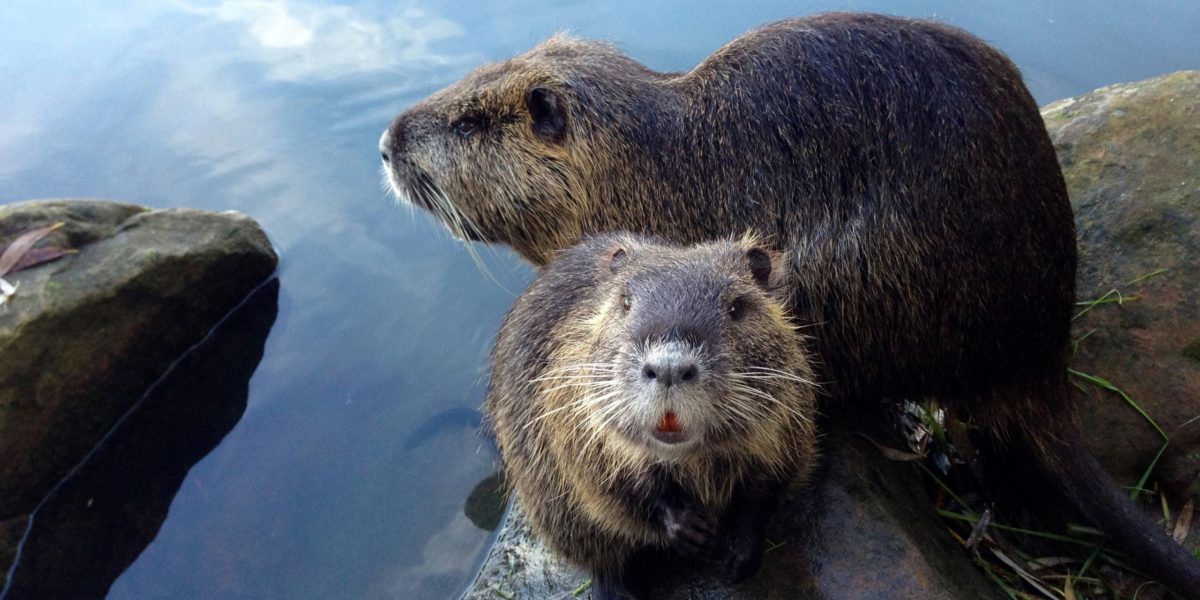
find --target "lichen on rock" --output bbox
[1043,71,1200,491]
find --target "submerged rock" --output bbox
[0,199,277,537]
[463,71,1200,599]
[464,472,508,533]
[1043,71,1200,490]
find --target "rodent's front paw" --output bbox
[723,531,765,583]
[661,504,718,559]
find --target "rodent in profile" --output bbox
[487,233,817,599]
[381,12,1200,597]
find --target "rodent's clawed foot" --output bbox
[661,502,719,559]
[594,573,641,600]
[723,530,765,583]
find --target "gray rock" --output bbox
[0,199,277,528]
[1043,71,1200,490]
[465,434,1002,600]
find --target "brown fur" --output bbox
[384,12,1200,597]
[487,234,816,594]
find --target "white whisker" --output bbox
[734,367,819,387]
[539,381,618,395]
[530,373,618,383]
[728,383,812,424]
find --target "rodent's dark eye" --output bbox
[451,114,482,138]
[620,293,631,313]
[728,297,748,321]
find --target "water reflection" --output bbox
[189,1,475,82]
[2,279,279,600]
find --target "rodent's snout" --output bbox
[640,342,701,388]
[380,115,409,166]
[378,130,392,165]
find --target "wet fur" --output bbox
[487,234,817,591]
[386,12,1200,597]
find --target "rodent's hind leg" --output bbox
[654,483,719,560]
[593,560,648,600]
[721,480,784,583]
[592,574,632,600]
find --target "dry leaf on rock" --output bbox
[1172,498,1194,543]
[0,222,66,276]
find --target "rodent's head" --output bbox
[380,35,667,264]
[551,235,814,463]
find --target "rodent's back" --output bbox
[678,14,1074,401]
[388,11,1074,401]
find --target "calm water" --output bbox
[0,1,1196,598]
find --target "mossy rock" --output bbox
[1043,71,1200,490]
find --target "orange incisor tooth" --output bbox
[657,411,682,433]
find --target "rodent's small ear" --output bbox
[609,247,628,273]
[527,87,567,143]
[746,247,775,289]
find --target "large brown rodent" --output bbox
[382,12,1200,597]
[487,233,817,599]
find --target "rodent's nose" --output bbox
[379,129,395,165]
[641,357,700,387]
[380,115,409,165]
[379,132,391,164]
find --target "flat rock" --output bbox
[1043,71,1200,488]
[0,199,278,531]
[465,432,1002,600]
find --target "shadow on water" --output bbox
[403,407,484,452]
[1,279,280,600]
